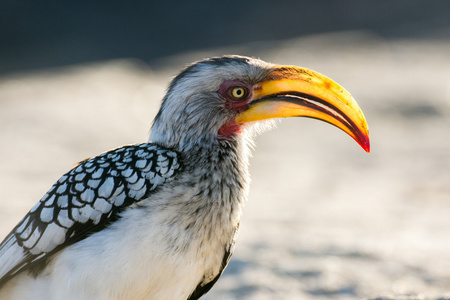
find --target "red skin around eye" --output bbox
[217,80,253,138]
[217,80,253,112]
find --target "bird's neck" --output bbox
[158,133,253,208]
[183,135,251,178]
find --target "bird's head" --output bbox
[150,55,370,153]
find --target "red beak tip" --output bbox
[362,140,370,153]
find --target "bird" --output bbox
[0,55,370,300]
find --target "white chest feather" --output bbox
[0,178,243,300]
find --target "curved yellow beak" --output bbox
[236,66,370,153]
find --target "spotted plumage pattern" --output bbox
[0,143,180,284]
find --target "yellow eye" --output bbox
[231,87,246,99]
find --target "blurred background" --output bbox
[1,0,450,299]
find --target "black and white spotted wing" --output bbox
[0,143,180,284]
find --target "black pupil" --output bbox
[236,89,242,96]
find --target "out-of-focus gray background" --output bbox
[1,1,450,299]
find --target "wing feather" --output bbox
[0,143,180,286]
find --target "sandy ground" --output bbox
[1,32,449,299]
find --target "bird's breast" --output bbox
[48,153,247,299]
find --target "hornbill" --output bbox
[0,56,369,300]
